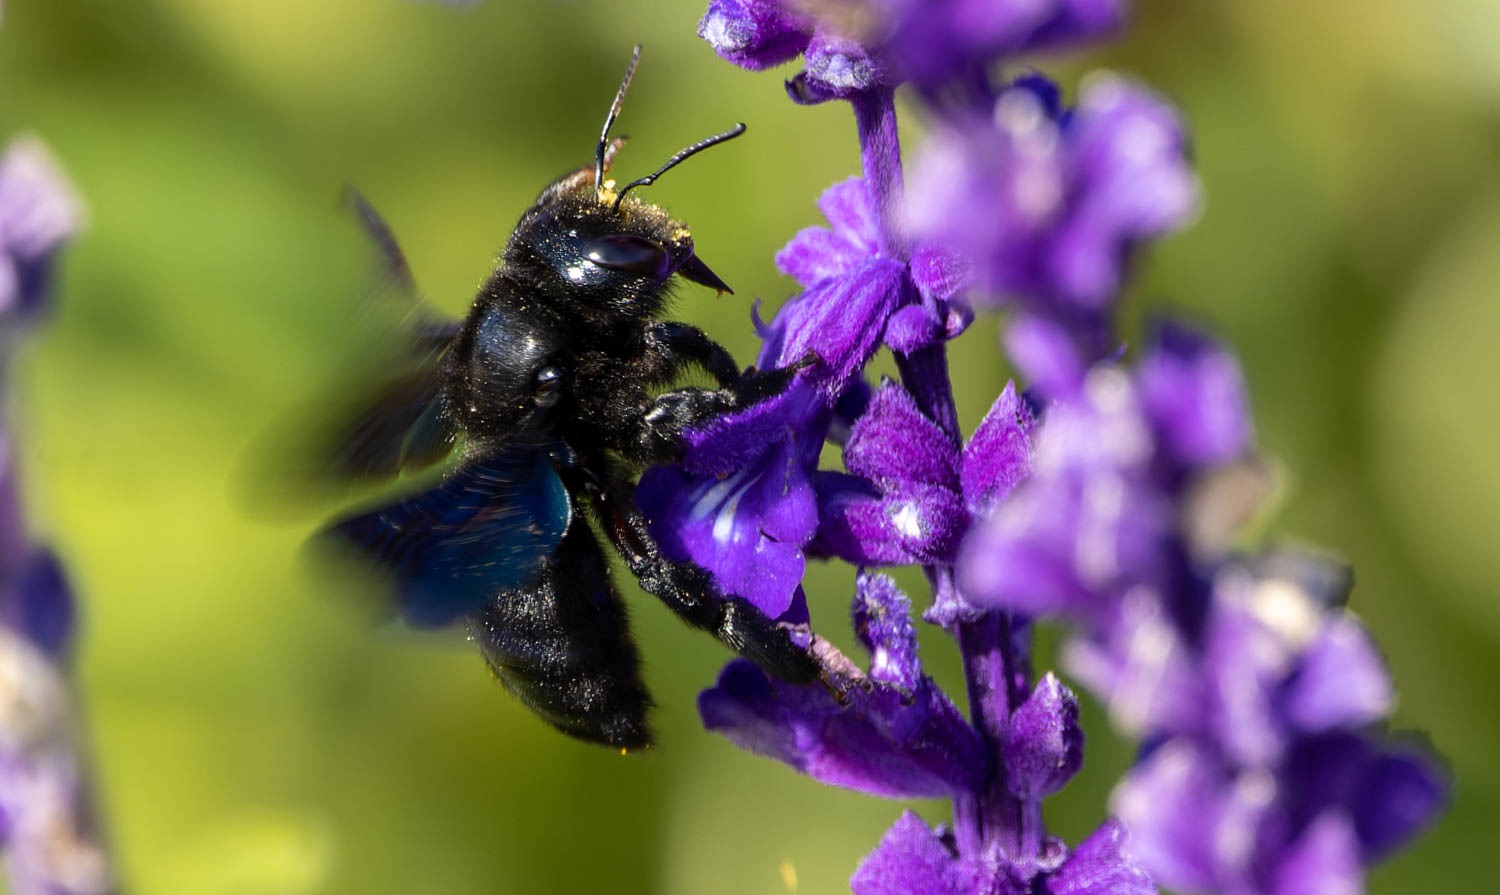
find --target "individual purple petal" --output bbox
[697,0,813,71]
[814,176,881,255]
[1272,812,1361,895]
[700,659,986,798]
[1044,76,1198,307]
[908,244,972,305]
[961,381,1034,515]
[0,136,82,316]
[1282,613,1392,734]
[851,571,921,690]
[1110,740,1226,893]
[1281,731,1448,865]
[770,256,910,397]
[637,437,817,619]
[850,811,967,895]
[1027,0,1130,50]
[846,380,958,489]
[1062,590,1202,738]
[678,376,824,478]
[1003,672,1084,800]
[1205,596,1294,767]
[883,303,943,354]
[881,0,1126,89]
[1137,320,1251,467]
[1003,314,1088,399]
[775,225,866,288]
[1348,745,1447,861]
[1044,819,1157,895]
[813,473,967,566]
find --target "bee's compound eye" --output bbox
[582,234,670,277]
[534,365,563,408]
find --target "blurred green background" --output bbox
[2,0,1496,892]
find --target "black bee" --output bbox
[315,47,825,749]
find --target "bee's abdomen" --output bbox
[467,520,652,749]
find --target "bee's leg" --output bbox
[641,321,742,386]
[615,353,817,466]
[586,480,821,687]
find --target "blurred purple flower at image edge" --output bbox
[0,132,114,894]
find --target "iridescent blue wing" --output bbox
[321,443,572,627]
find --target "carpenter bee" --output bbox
[314,47,826,749]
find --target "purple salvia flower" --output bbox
[0,137,82,319]
[810,377,1031,568]
[638,176,909,617]
[906,73,1197,355]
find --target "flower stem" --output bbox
[850,80,1040,871]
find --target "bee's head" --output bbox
[498,46,738,320]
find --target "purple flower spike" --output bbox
[0,137,82,317]
[1004,672,1084,800]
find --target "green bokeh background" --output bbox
[2,1,1496,892]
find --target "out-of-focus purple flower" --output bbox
[0,130,111,895]
[698,0,1126,99]
[1113,731,1445,895]
[0,137,82,318]
[959,321,1247,622]
[880,0,1127,88]
[906,74,1197,326]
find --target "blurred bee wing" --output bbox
[234,195,462,520]
[315,442,573,628]
[344,186,418,299]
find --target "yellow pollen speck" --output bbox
[779,860,798,892]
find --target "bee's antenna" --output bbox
[611,123,747,213]
[596,45,642,193]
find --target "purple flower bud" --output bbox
[1003,672,1084,800]
[851,571,922,690]
[960,381,1035,516]
[698,0,814,71]
[846,381,959,491]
